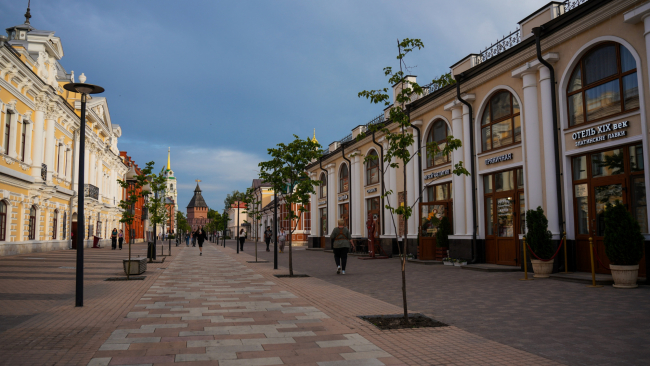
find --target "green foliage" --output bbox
[430,72,456,90]
[242,187,263,231]
[176,211,191,233]
[117,161,154,226]
[435,216,451,248]
[144,170,169,227]
[224,190,244,211]
[524,207,553,259]
[604,202,644,265]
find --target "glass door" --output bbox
[419,203,448,260]
[495,194,517,265]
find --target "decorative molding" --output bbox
[3,156,14,165]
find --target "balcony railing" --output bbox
[84,184,99,200]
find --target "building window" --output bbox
[4,113,11,155]
[481,91,521,152]
[52,209,58,239]
[20,122,26,162]
[568,42,639,127]
[28,206,36,240]
[339,163,349,193]
[304,203,311,231]
[319,207,327,235]
[426,182,452,203]
[426,120,450,167]
[319,173,327,198]
[0,201,6,241]
[63,212,67,240]
[366,150,379,185]
[339,202,349,228]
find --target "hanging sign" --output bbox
[366,187,378,193]
[485,153,513,165]
[572,121,629,147]
[424,169,451,180]
[338,194,348,201]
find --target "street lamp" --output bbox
[64,79,104,308]
[125,165,137,280]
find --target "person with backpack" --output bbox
[111,228,118,250]
[330,219,355,275]
[278,229,286,253]
[239,228,247,251]
[264,226,272,252]
[195,227,207,256]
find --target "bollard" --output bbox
[563,231,570,273]
[520,237,533,281]
[587,237,603,288]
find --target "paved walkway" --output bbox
[88,243,559,366]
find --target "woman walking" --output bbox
[185,232,190,247]
[330,219,354,274]
[278,229,286,253]
[195,227,207,256]
[118,229,124,250]
[111,228,118,250]
[239,229,246,251]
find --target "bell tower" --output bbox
[164,147,178,230]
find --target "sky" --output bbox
[1,0,551,211]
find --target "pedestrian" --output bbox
[111,228,118,250]
[192,233,196,247]
[278,229,286,253]
[239,228,246,251]
[330,219,354,275]
[118,229,124,250]
[185,232,190,247]
[264,226,272,252]
[195,227,207,256]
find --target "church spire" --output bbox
[167,147,171,170]
[311,128,318,144]
[24,0,32,25]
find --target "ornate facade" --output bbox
[0,11,127,255]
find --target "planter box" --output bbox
[443,261,454,266]
[123,257,147,275]
[453,261,467,267]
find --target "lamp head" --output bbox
[63,82,104,95]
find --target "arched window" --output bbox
[366,150,379,185]
[339,164,349,192]
[0,201,6,241]
[319,173,327,198]
[52,209,58,239]
[481,91,521,151]
[427,120,450,167]
[28,206,36,240]
[567,42,638,126]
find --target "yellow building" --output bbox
[0,8,127,255]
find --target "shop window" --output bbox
[319,207,327,235]
[319,173,327,198]
[426,120,449,167]
[52,209,58,239]
[339,163,349,193]
[28,206,36,240]
[366,150,379,185]
[567,43,638,127]
[0,201,6,241]
[426,182,452,202]
[480,91,521,152]
[339,203,349,228]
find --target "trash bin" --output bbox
[147,242,156,261]
[92,236,101,248]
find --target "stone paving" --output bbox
[245,240,650,366]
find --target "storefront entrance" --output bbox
[319,207,327,248]
[572,144,647,276]
[366,197,380,245]
[419,182,452,260]
[484,169,524,266]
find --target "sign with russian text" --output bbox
[485,153,513,165]
[572,121,629,147]
[338,194,348,201]
[424,169,451,180]
[366,187,377,193]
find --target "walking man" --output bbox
[330,219,355,274]
[195,227,207,256]
[264,226,272,252]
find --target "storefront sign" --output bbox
[366,187,377,193]
[485,153,513,165]
[497,198,512,214]
[572,121,629,147]
[318,200,326,205]
[424,169,451,180]
[338,194,348,201]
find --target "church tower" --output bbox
[187,181,209,231]
[164,148,178,231]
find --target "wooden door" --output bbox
[485,194,519,266]
[419,203,447,260]
[71,222,78,249]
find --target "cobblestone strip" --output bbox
[88,244,402,366]
[223,245,563,366]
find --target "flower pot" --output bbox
[453,262,463,267]
[610,264,639,289]
[530,259,554,278]
[443,261,453,266]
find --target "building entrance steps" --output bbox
[407,259,443,265]
[461,263,521,272]
[549,272,647,286]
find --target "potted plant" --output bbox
[525,207,554,278]
[435,216,451,261]
[604,202,644,288]
[442,257,453,266]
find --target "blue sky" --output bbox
[1,0,549,211]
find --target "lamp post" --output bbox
[273,188,278,270]
[64,79,104,307]
[125,167,137,280]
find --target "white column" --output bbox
[24,121,33,164]
[8,113,18,158]
[88,150,95,186]
[327,165,335,236]
[522,71,544,210]
[385,141,397,236]
[539,66,560,236]
[31,106,45,179]
[411,126,421,236]
[462,104,474,235]
[84,146,90,184]
[44,116,56,182]
[73,138,80,191]
[450,107,467,236]
[406,140,416,238]
[352,155,362,237]
[310,186,318,236]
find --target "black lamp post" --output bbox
[64,81,104,307]
[125,167,137,280]
[273,188,278,269]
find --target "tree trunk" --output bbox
[289,222,293,277]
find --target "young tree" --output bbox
[117,161,154,279]
[242,187,264,261]
[259,135,321,276]
[224,190,244,211]
[176,211,191,241]
[145,169,169,254]
[358,39,468,323]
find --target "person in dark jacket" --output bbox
[330,219,355,274]
[111,228,118,250]
[195,227,207,256]
[239,228,247,251]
